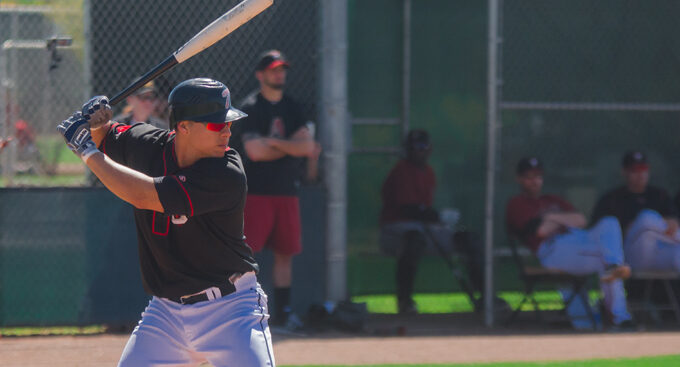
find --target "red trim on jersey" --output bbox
[173,175,194,216]
[151,211,170,236]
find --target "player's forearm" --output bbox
[306,156,319,182]
[536,220,563,239]
[243,138,287,161]
[86,152,164,212]
[536,212,585,239]
[266,137,316,157]
[545,212,586,228]
[90,121,112,147]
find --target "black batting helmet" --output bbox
[168,78,247,129]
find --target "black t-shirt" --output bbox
[591,185,677,232]
[234,92,306,196]
[100,122,258,300]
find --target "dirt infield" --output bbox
[2,313,680,366]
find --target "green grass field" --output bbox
[353,290,599,314]
[280,354,680,367]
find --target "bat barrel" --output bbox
[109,55,178,106]
[173,0,273,63]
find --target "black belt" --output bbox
[171,283,237,305]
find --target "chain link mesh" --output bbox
[0,0,317,186]
[0,0,318,326]
[497,0,680,218]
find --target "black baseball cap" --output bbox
[255,50,290,71]
[622,150,648,170]
[516,157,543,175]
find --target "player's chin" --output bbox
[212,145,228,156]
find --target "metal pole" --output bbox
[0,45,8,184]
[402,0,411,137]
[83,0,93,100]
[320,0,348,302]
[484,0,500,327]
[6,12,19,186]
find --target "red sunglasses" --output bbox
[205,121,233,132]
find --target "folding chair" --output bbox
[504,236,598,329]
[627,271,680,326]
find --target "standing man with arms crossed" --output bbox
[57,78,275,366]
[235,50,321,329]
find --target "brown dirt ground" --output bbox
[1,312,679,366]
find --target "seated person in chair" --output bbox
[593,151,680,273]
[379,129,484,315]
[505,157,633,328]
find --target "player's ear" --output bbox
[177,120,191,134]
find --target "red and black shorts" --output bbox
[244,194,302,255]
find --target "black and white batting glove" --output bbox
[57,111,99,162]
[81,95,111,129]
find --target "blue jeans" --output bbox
[624,209,680,272]
[537,216,632,326]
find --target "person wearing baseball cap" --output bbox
[593,151,680,274]
[114,78,168,129]
[379,129,486,315]
[254,49,290,72]
[232,49,321,331]
[56,78,276,365]
[506,156,633,330]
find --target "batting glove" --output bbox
[81,95,111,129]
[57,111,99,162]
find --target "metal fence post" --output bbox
[484,0,501,328]
[320,0,348,302]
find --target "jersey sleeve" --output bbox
[99,122,165,166]
[153,152,246,216]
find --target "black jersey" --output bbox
[592,185,678,231]
[100,122,258,300]
[235,92,306,196]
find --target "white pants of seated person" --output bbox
[537,216,632,326]
[118,272,275,367]
[624,209,680,272]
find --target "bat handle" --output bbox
[109,55,179,106]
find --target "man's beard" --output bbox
[265,81,285,90]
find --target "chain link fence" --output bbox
[0,0,318,186]
[495,0,680,222]
[0,0,319,326]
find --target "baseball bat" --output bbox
[109,0,274,106]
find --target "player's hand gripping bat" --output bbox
[109,0,274,107]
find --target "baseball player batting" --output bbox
[58,79,275,366]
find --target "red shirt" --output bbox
[380,159,436,225]
[505,193,575,253]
